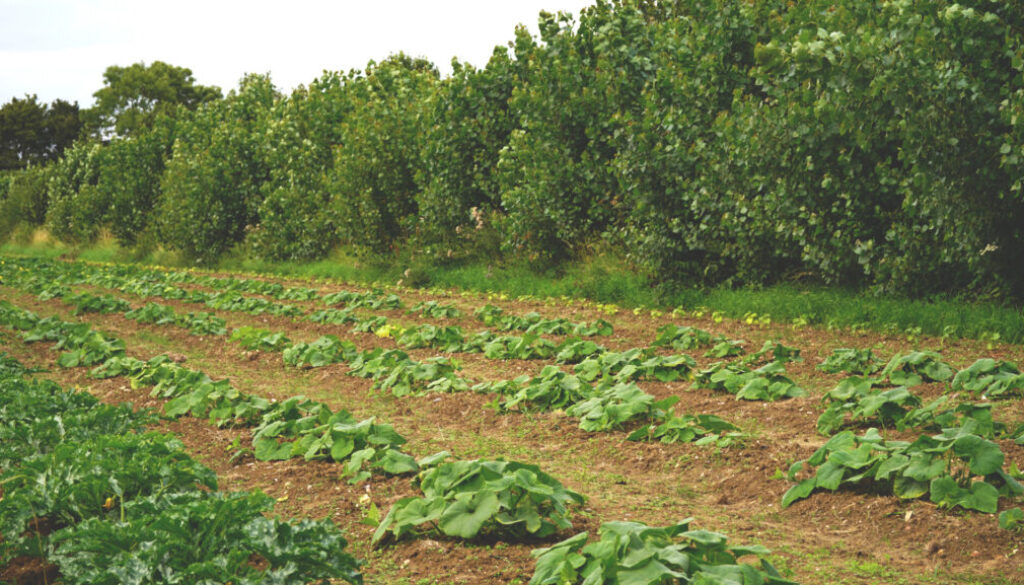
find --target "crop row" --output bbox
[0,351,363,584]
[3,256,615,337]
[6,256,1024,527]
[0,298,795,584]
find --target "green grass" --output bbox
[4,237,1023,344]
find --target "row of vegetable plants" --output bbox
[8,256,1024,535]
[0,350,363,584]
[0,295,793,584]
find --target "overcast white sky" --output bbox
[1,0,595,106]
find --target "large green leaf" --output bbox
[438,490,500,539]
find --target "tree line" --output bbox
[2,0,1023,300]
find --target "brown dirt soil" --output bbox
[2,273,1024,585]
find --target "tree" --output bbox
[0,95,81,170]
[83,61,221,137]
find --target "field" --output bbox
[1,255,1023,585]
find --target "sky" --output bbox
[0,0,596,107]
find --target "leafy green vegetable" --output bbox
[818,348,884,376]
[651,324,716,350]
[49,484,362,585]
[783,425,1023,512]
[230,325,291,352]
[373,459,584,544]
[951,358,1024,398]
[880,351,955,387]
[283,335,358,368]
[408,300,462,319]
[66,292,131,315]
[529,520,792,585]
[0,432,218,561]
[697,361,805,401]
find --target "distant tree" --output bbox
[82,61,221,137]
[0,95,82,170]
[44,99,83,158]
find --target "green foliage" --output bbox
[372,459,584,544]
[82,60,221,137]
[880,351,955,387]
[741,340,802,366]
[283,335,358,368]
[651,324,715,350]
[157,74,277,263]
[180,311,227,336]
[628,412,741,446]
[408,300,462,319]
[496,4,657,261]
[476,305,614,337]
[0,432,218,561]
[324,289,403,310]
[278,286,320,301]
[818,348,884,376]
[49,491,362,585]
[45,140,107,243]
[248,71,355,260]
[22,316,126,367]
[574,349,696,383]
[704,338,746,359]
[415,51,520,257]
[396,324,466,352]
[0,95,81,171]
[12,0,1024,300]
[481,333,558,360]
[529,520,792,585]
[0,375,154,469]
[812,377,1002,437]
[951,358,1024,398]
[206,291,302,317]
[783,425,1024,512]
[697,361,806,401]
[498,366,593,413]
[95,114,178,245]
[229,325,291,352]
[1001,508,1024,532]
[125,301,177,325]
[329,55,438,255]
[554,338,607,364]
[375,357,468,397]
[307,307,360,325]
[0,165,51,239]
[251,402,419,483]
[66,291,131,314]
[565,382,659,432]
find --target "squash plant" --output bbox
[372,459,584,544]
